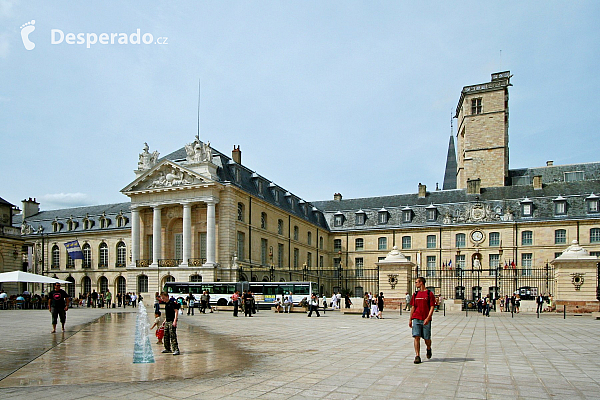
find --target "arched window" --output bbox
[66,276,75,298]
[116,241,127,267]
[51,245,60,268]
[99,242,108,268]
[137,275,148,293]
[116,276,126,295]
[307,231,312,246]
[99,276,108,294]
[66,250,75,268]
[261,212,267,229]
[277,219,284,235]
[82,243,92,268]
[82,276,92,294]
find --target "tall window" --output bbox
[293,248,299,269]
[456,254,465,276]
[82,276,91,294]
[489,232,500,246]
[66,251,75,268]
[355,257,364,278]
[521,253,533,276]
[116,241,127,267]
[277,219,284,235]
[200,232,207,260]
[489,254,500,276]
[82,243,92,268]
[99,242,108,267]
[455,233,466,248]
[278,243,284,267]
[427,235,436,249]
[355,238,364,251]
[307,231,312,246]
[334,214,343,227]
[378,210,388,224]
[554,200,566,215]
[356,212,365,225]
[401,236,411,250]
[116,276,126,295]
[237,203,244,222]
[307,252,312,268]
[319,255,324,269]
[426,256,436,277]
[555,229,567,245]
[319,236,323,250]
[402,209,412,223]
[426,207,437,221]
[378,237,387,250]
[137,275,149,293]
[334,239,342,252]
[521,231,533,246]
[237,231,245,261]
[587,196,599,213]
[99,276,108,294]
[471,98,482,114]
[175,233,183,260]
[52,245,60,268]
[293,226,299,241]
[261,238,268,265]
[590,228,600,243]
[261,212,267,229]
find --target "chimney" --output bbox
[22,197,40,222]
[546,160,554,166]
[533,175,543,190]
[232,145,241,164]
[467,179,481,195]
[418,183,426,198]
[333,193,342,201]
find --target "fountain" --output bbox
[133,301,155,363]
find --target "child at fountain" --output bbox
[150,311,165,344]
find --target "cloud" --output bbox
[0,0,18,19]
[40,193,92,209]
[0,33,9,58]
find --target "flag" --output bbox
[511,260,516,269]
[448,260,452,269]
[504,261,508,269]
[65,240,84,259]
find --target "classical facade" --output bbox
[11,71,600,309]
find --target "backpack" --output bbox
[413,290,432,309]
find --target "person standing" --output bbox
[91,290,98,308]
[361,293,370,318]
[377,292,385,319]
[48,283,70,333]
[322,294,327,314]
[307,293,320,317]
[405,292,411,311]
[105,289,112,308]
[232,290,240,317]
[243,291,254,317]
[536,294,544,314]
[331,293,338,310]
[186,292,196,316]
[344,294,352,309]
[200,291,208,313]
[160,292,180,355]
[409,277,435,364]
[131,292,137,308]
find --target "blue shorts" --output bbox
[412,319,431,340]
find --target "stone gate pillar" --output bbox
[551,240,599,313]
[376,246,415,310]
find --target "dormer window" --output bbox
[334,211,344,227]
[426,204,437,221]
[402,206,413,223]
[270,184,280,203]
[66,217,78,231]
[234,167,241,183]
[299,200,308,216]
[521,198,533,217]
[82,215,95,230]
[355,210,366,225]
[564,171,584,182]
[586,193,599,214]
[52,219,63,232]
[553,195,567,216]
[378,208,389,224]
[116,213,128,228]
[99,213,110,229]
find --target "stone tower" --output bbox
[455,71,511,189]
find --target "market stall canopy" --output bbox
[0,271,69,284]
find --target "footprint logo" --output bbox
[20,20,36,50]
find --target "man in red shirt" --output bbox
[409,277,435,364]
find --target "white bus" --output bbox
[164,281,318,306]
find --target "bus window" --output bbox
[249,284,265,294]
[293,284,310,296]
[279,285,293,295]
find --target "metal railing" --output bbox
[158,259,182,268]
[188,258,206,267]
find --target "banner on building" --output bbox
[64,240,84,259]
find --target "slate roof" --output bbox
[161,144,329,230]
[22,202,131,236]
[0,197,14,207]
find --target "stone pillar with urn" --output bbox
[376,246,416,310]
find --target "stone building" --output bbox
[12,71,600,309]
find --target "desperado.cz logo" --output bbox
[20,20,168,50]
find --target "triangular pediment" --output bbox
[121,160,218,194]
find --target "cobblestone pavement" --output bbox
[0,306,599,399]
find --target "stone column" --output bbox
[130,207,140,267]
[181,203,192,266]
[204,200,216,267]
[376,246,415,310]
[151,205,162,267]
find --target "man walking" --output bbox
[405,292,411,311]
[307,293,320,317]
[409,277,435,364]
[160,292,180,355]
[48,283,70,333]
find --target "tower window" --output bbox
[471,98,482,115]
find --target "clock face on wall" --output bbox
[471,230,484,243]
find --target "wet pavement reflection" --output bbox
[0,312,254,387]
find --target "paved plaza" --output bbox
[0,305,599,399]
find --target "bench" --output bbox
[273,305,308,313]
[342,308,364,314]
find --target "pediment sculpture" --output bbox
[449,202,501,224]
[145,166,201,189]
[138,142,159,171]
[185,136,213,164]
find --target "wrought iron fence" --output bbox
[158,259,182,268]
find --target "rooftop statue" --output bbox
[185,136,212,164]
[138,142,159,171]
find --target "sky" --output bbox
[1,1,599,211]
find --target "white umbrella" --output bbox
[0,271,69,284]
